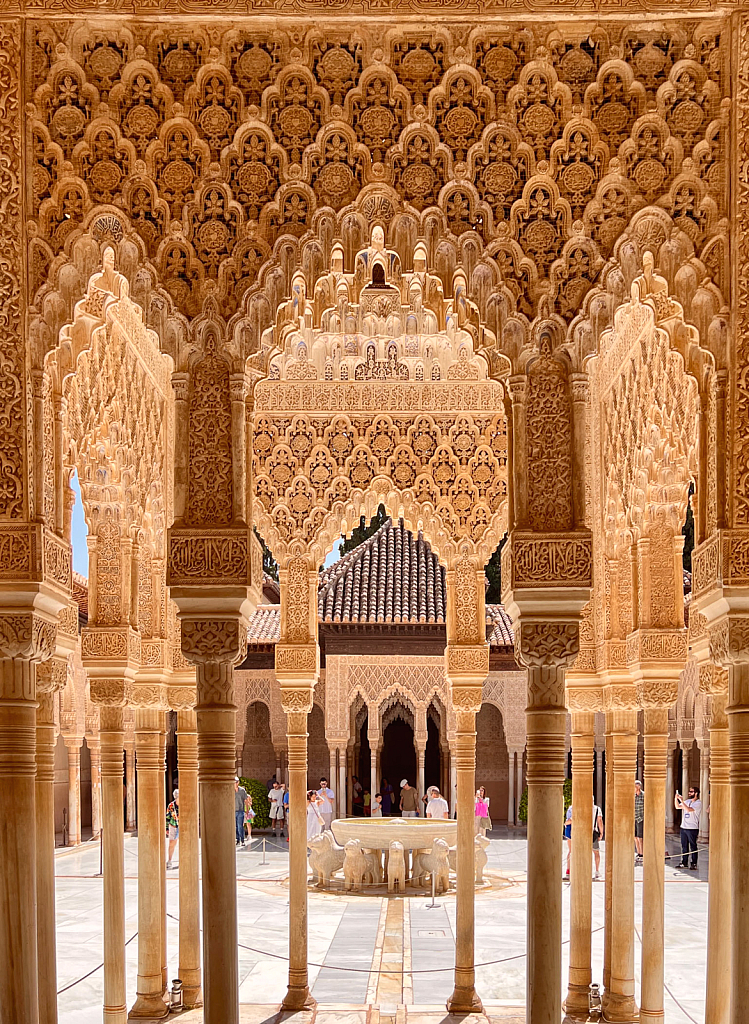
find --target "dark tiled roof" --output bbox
[485,604,514,646]
[262,573,280,603]
[318,518,446,624]
[72,571,88,618]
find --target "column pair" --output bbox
[565,706,596,1017]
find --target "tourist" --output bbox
[422,785,437,815]
[352,775,363,816]
[363,788,371,815]
[380,777,394,815]
[244,791,255,843]
[266,774,277,790]
[426,787,449,819]
[676,786,702,869]
[634,780,644,861]
[234,777,248,847]
[166,789,179,870]
[474,786,491,835]
[593,802,604,879]
[307,790,324,840]
[318,777,335,830]
[283,786,289,843]
[371,793,383,817]
[564,804,572,877]
[400,779,419,817]
[268,780,285,838]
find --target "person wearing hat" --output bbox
[399,778,419,817]
[634,780,644,861]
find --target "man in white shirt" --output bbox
[426,788,449,819]
[268,781,286,838]
[675,786,702,869]
[317,777,335,831]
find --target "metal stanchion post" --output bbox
[262,837,267,865]
[426,871,440,909]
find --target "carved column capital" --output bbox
[280,688,315,715]
[180,618,244,666]
[0,612,56,663]
[566,685,604,712]
[36,654,69,694]
[89,677,135,708]
[636,678,678,709]
[515,621,580,670]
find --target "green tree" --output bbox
[484,535,506,603]
[240,776,271,829]
[254,527,278,581]
[518,778,572,826]
[339,504,388,557]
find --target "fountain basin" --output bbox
[331,816,457,850]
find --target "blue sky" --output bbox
[70,471,89,577]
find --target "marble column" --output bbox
[665,745,676,832]
[603,710,638,1023]
[446,707,482,1013]
[515,624,578,1024]
[284,702,315,1009]
[596,746,604,808]
[65,739,82,845]
[338,748,347,820]
[130,708,168,1019]
[516,752,524,826]
[699,746,710,841]
[565,709,595,1018]
[681,744,690,795]
[100,706,127,1024]
[450,759,457,816]
[416,742,426,801]
[158,721,167,994]
[36,690,58,1024]
[603,723,613,995]
[507,751,515,826]
[329,747,337,815]
[177,709,202,1008]
[640,706,670,1024]
[705,692,730,1024]
[89,740,102,837]
[728,658,749,1024]
[125,744,137,831]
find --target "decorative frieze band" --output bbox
[255,380,504,413]
[275,643,318,677]
[0,525,71,591]
[168,528,252,587]
[503,532,593,592]
[692,530,749,599]
[81,626,141,665]
[445,643,489,682]
[626,629,688,666]
[0,613,56,662]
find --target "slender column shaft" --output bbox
[66,742,82,845]
[159,723,167,994]
[507,752,515,825]
[640,708,669,1024]
[525,667,566,1024]
[0,659,39,1024]
[417,745,426,803]
[565,711,595,1017]
[596,747,603,808]
[338,751,346,820]
[90,741,102,837]
[665,748,675,832]
[446,713,482,1013]
[729,662,749,1024]
[602,712,638,1023]
[706,698,730,1024]
[130,709,168,1019]
[370,750,377,807]
[197,667,239,1024]
[100,707,127,1024]
[125,745,137,830]
[603,722,613,993]
[329,748,337,816]
[450,760,457,815]
[37,691,58,1024]
[516,753,523,827]
[699,752,710,841]
[177,710,202,1008]
[283,709,314,1009]
[681,746,690,795]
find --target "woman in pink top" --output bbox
[475,787,491,836]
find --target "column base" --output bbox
[446,985,483,1014]
[182,986,203,1010]
[564,987,594,1019]
[601,992,638,1024]
[281,985,316,1011]
[104,1004,128,1024]
[128,993,169,1019]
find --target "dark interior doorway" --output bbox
[381,718,417,796]
[425,714,441,793]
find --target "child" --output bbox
[363,789,371,816]
[371,793,383,818]
[244,792,255,842]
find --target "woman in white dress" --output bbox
[307,790,324,840]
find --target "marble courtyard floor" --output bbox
[55,828,707,1023]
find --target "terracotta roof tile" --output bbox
[72,571,89,618]
[485,604,514,647]
[247,605,280,643]
[318,518,446,624]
